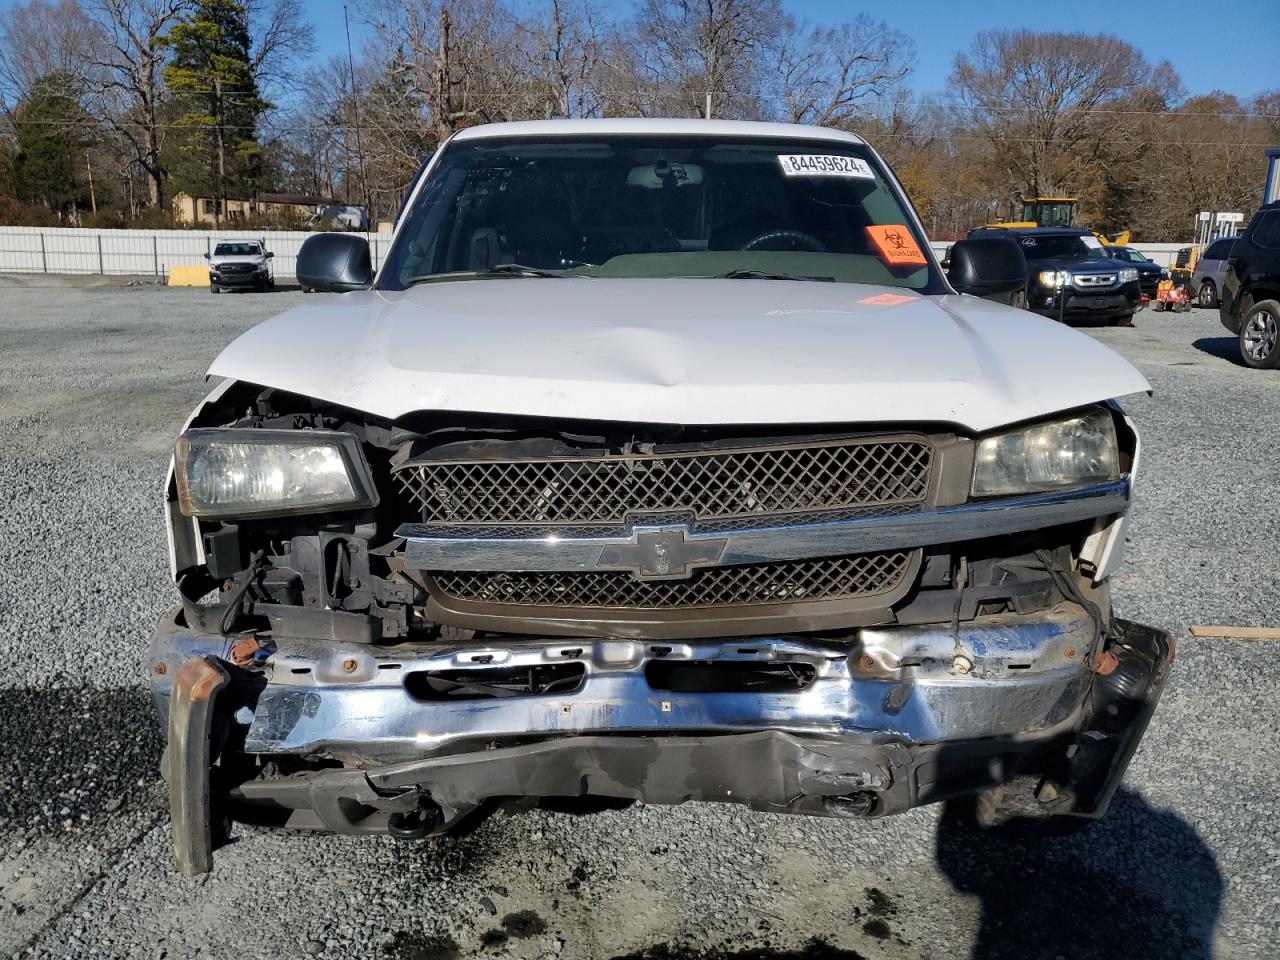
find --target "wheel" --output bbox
[1111,312,1135,327]
[1239,299,1280,369]
[1198,280,1217,308]
[210,284,220,294]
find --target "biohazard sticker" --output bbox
[865,225,928,267]
[778,155,875,178]
[859,292,918,306]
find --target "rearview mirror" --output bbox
[296,233,372,292]
[946,238,1027,299]
[265,251,274,259]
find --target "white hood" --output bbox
[207,278,1149,432]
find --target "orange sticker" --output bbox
[858,292,917,306]
[865,225,928,267]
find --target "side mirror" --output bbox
[202,252,210,260]
[946,237,1027,298]
[265,251,274,259]
[296,233,372,293]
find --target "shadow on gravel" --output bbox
[1191,336,1245,366]
[935,787,1222,960]
[607,941,867,960]
[0,688,161,837]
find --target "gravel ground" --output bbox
[1,283,1277,960]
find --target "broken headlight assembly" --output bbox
[174,428,378,519]
[972,409,1120,497]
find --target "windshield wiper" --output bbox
[715,269,835,282]
[405,264,569,284]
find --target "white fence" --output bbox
[0,226,393,279]
[0,226,1185,279]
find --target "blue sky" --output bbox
[307,0,1280,102]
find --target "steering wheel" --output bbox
[741,229,827,253]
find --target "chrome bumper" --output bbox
[394,479,1131,573]
[151,604,1098,766]
[151,611,1174,871]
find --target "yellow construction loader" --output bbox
[986,197,1131,246]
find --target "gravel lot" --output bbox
[1,281,1277,960]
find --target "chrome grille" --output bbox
[1072,273,1117,288]
[395,438,933,526]
[430,551,914,610]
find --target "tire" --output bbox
[1239,299,1280,369]
[1198,280,1217,308]
[1111,312,1135,327]
[210,284,220,294]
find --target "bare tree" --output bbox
[516,0,605,119]
[0,0,91,109]
[366,0,515,143]
[775,15,912,127]
[244,0,314,93]
[81,0,191,209]
[630,0,783,119]
[951,31,1179,201]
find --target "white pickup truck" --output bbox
[204,239,274,293]
[153,119,1172,874]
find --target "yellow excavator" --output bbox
[986,197,1131,246]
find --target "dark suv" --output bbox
[1219,202,1280,368]
[968,227,1142,326]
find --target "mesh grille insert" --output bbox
[431,551,914,610]
[396,439,933,526]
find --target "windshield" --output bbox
[379,135,944,292]
[1016,234,1107,262]
[214,243,261,256]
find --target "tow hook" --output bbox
[387,801,443,840]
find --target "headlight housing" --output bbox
[175,428,377,518]
[972,410,1120,497]
[1036,270,1070,288]
[1120,267,1139,283]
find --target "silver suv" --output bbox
[1192,236,1237,308]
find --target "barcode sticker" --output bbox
[778,155,876,179]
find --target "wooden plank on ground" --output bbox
[1188,625,1280,640]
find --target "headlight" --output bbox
[175,428,377,518]
[972,410,1120,497]
[1121,268,1138,283]
[1036,270,1069,287]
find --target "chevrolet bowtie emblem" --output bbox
[595,525,728,580]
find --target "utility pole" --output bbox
[86,155,97,216]
[344,3,371,218]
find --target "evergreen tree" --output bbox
[13,71,89,213]
[163,0,269,222]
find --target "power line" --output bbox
[7,76,1280,120]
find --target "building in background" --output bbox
[171,191,337,226]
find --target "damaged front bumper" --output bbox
[150,607,1173,873]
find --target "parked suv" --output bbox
[1192,236,1237,308]
[1219,202,1280,368]
[1106,245,1164,300]
[968,227,1142,325]
[152,119,1171,875]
